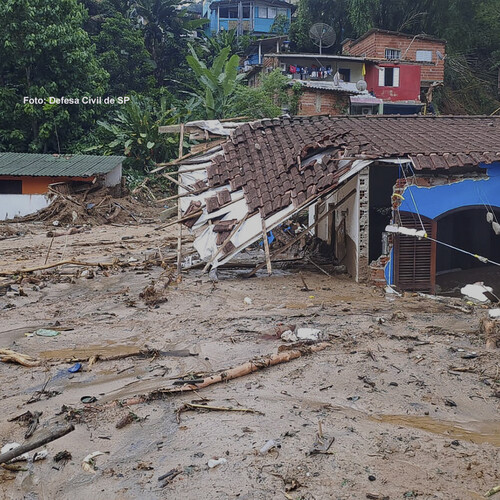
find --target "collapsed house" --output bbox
[163,115,500,293]
[0,153,124,220]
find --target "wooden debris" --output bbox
[0,259,120,277]
[480,318,500,350]
[176,402,264,423]
[109,342,330,407]
[158,467,182,487]
[0,423,74,465]
[485,485,500,497]
[0,349,40,367]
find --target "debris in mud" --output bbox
[281,327,325,342]
[13,183,157,226]
[207,457,227,468]
[0,348,40,367]
[82,451,106,473]
[140,281,170,306]
[116,411,140,429]
[158,467,182,486]
[176,402,263,423]
[308,421,335,456]
[53,450,72,465]
[259,439,279,455]
[0,423,74,465]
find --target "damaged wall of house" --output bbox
[382,162,500,289]
[312,174,361,280]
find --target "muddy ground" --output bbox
[0,220,499,500]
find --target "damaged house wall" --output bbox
[167,116,500,284]
[383,162,500,290]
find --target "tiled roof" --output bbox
[0,153,124,177]
[206,115,500,218]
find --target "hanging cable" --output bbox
[398,161,427,234]
[392,161,500,268]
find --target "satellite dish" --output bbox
[356,80,367,92]
[309,23,336,55]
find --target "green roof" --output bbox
[0,153,125,178]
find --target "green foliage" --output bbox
[271,14,291,35]
[89,96,179,172]
[94,15,155,94]
[0,0,108,152]
[185,46,246,119]
[232,69,291,119]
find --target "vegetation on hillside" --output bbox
[1,0,499,167]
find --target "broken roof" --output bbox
[206,115,500,217]
[171,115,500,270]
[0,153,124,178]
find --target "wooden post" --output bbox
[261,217,272,275]
[176,124,185,277]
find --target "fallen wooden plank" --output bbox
[0,423,75,465]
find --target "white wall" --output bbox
[103,164,122,187]
[0,194,51,221]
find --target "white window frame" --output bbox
[416,50,433,62]
[257,6,267,18]
[267,7,277,18]
[385,48,401,60]
[378,67,400,87]
[277,8,288,17]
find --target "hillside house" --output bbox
[204,0,294,36]
[342,29,446,113]
[0,153,124,220]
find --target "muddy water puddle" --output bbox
[372,414,500,447]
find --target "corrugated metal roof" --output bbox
[0,153,125,178]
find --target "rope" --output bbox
[398,161,427,234]
[423,234,500,267]
[394,160,500,268]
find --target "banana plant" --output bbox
[87,95,179,173]
[185,45,246,119]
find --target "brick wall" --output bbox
[343,31,445,83]
[370,255,390,287]
[298,90,349,116]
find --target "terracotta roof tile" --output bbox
[204,116,500,218]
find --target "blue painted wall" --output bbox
[208,3,291,35]
[384,162,500,285]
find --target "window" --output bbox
[0,180,22,194]
[385,48,401,60]
[416,50,432,62]
[277,8,288,17]
[258,5,277,18]
[338,68,351,82]
[378,67,400,87]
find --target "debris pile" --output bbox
[13,182,159,225]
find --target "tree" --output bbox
[185,46,246,119]
[128,0,207,86]
[0,0,108,153]
[94,15,155,95]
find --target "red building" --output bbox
[343,29,446,113]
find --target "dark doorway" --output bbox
[369,164,399,262]
[436,207,500,272]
